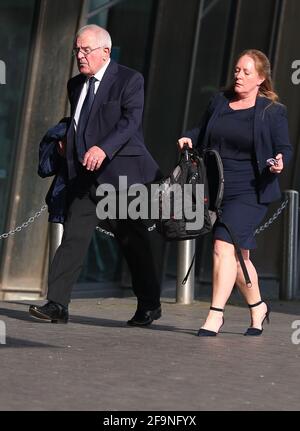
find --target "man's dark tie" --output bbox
[75,76,97,161]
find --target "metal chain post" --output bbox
[0,195,296,304]
[0,197,291,243]
[255,199,289,235]
[0,205,48,240]
[280,190,298,300]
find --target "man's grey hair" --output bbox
[76,24,112,50]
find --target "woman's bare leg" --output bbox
[235,249,267,329]
[200,240,237,332]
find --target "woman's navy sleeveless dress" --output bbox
[210,104,268,249]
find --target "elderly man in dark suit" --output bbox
[29,24,162,326]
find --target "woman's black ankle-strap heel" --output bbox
[197,306,224,337]
[244,300,271,336]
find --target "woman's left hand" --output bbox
[270,153,283,174]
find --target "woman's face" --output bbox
[233,55,265,97]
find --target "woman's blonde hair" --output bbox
[228,49,279,102]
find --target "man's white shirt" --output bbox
[74,58,111,130]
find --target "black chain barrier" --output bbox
[0,197,290,240]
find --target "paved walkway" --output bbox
[0,295,299,411]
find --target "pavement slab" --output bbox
[0,297,299,411]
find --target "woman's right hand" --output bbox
[177,137,193,150]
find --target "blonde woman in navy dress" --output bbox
[178,49,292,336]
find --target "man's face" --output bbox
[74,30,109,77]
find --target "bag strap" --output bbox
[218,217,252,287]
[181,253,195,285]
[181,224,251,287]
[179,145,251,287]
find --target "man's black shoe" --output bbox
[29,301,69,323]
[127,306,161,326]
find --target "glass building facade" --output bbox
[0,0,36,251]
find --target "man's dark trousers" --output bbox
[47,171,161,310]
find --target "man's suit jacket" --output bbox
[185,92,293,204]
[66,60,161,188]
